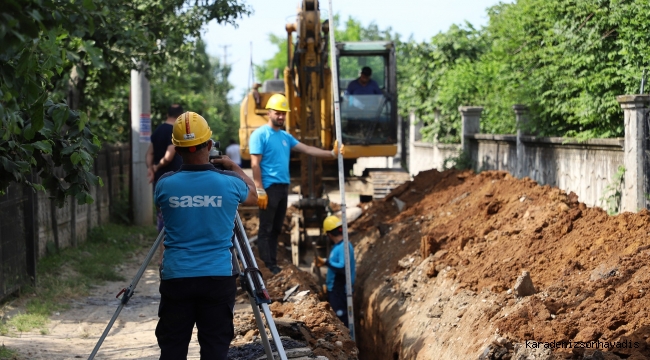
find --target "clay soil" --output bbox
[5,168,650,359]
[352,169,650,359]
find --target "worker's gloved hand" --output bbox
[331,140,345,158]
[257,188,268,209]
[314,256,327,267]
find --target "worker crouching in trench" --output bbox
[315,215,356,327]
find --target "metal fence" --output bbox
[0,144,130,301]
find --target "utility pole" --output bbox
[130,63,153,226]
[219,44,232,66]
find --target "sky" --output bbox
[202,0,507,102]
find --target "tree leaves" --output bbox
[399,0,650,142]
[0,0,249,206]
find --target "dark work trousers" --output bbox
[328,290,349,327]
[156,276,237,360]
[257,183,289,268]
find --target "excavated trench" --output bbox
[348,169,650,360]
[241,168,650,359]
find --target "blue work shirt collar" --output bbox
[179,164,214,171]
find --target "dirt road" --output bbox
[2,253,183,359]
[1,235,357,360]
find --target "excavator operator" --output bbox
[346,66,382,95]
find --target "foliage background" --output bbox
[256,1,650,144]
[1,0,248,204]
[399,0,650,143]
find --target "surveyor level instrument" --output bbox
[87,213,288,360]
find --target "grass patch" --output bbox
[0,344,17,359]
[1,224,157,335]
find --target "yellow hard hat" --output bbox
[323,215,342,233]
[265,94,291,112]
[172,112,212,148]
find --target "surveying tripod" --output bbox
[87,213,288,360]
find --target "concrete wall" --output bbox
[409,142,462,177]
[407,97,649,210]
[408,112,462,176]
[0,144,130,301]
[470,135,624,207]
[34,144,127,258]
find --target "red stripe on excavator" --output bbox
[184,113,191,134]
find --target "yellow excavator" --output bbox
[239,0,400,265]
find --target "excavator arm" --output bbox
[285,0,332,205]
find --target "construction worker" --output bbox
[147,104,185,232]
[250,93,343,275]
[154,112,257,360]
[346,66,382,95]
[315,215,356,327]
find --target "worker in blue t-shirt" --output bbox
[249,93,344,275]
[346,66,382,95]
[315,215,355,327]
[147,104,185,232]
[154,111,257,360]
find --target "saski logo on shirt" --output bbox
[169,195,222,208]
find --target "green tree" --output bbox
[401,0,650,142]
[255,15,399,84]
[255,34,288,83]
[398,23,490,142]
[0,0,249,204]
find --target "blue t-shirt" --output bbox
[326,241,356,292]
[249,125,299,189]
[346,79,382,95]
[154,164,249,280]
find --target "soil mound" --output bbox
[234,221,359,359]
[352,170,650,359]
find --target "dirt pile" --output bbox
[234,231,358,359]
[352,169,650,359]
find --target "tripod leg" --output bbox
[232,214,288,360]
[87,228,165,360]
[87,303,125,360]
[261,303,289,360]
[231,245,274,360]
[248,294,275,360]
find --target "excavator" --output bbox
[238,0,402,267]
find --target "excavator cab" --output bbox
[336,41,398,148]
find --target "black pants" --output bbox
[328,290,349,327]
[258,183,289,268]
[156,276,236,360]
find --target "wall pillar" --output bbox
[617,95,650,212]
[513,105,529,178]
[459,106,483,156]
[408,111,417,176]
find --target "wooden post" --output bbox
[23,173,38,284]
[71,197,77,247]
[50,198,59,251]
